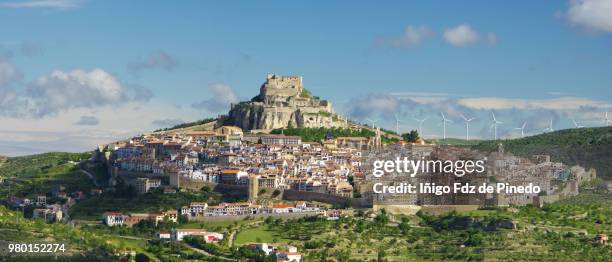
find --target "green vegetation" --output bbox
[270,127,399,144]
[0,152,90,178]
[318,110,331,117]
[0,152,94,198]
[473,126,612,179]
[300,88,312,98]
[218,197,610,261]
[153,118,216,132]
[427,137,483,146]
[234,224,289,245]
[70,187,219,220]
[401,129,420,142]
[0,206,134,261]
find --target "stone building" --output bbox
[225,74,349,131]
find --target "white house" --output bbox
[156,231,171,240]
[172,229,223,242]
[103,212,124,226]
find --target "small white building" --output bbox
[156,231,171,240]
[103,212,124,226]
[172,229,223,242]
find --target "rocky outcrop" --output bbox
[223,74,349,131]
[226,101,346,131]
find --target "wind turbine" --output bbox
[393,113,405,134]
[365,118,378,129]
[603,112,611,127]
[542,119,554,133]
[413,116,428,137]
[490,112,503,140]
[515,121,526,138]
[572,119,584,128]
[440,112,452,140]
[460,114,475,141]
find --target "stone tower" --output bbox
[370,127,383,149]
[248,174,259,202]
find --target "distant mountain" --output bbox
[472,126,612,180]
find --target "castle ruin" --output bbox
[225,74,349,131]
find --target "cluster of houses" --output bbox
[96,126,371,198]
[367,143,598,207]
[485,146,597,206]
[103,210,178,226]
[7,185,101,223]
[180,201,321,218]
[102,201,326,227]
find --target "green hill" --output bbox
[473,126,612,179]
[0,152,94,198]
[153,117,216,133]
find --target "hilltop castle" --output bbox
[224,74,349,131]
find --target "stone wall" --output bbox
[282,189,372,208]
[188,211,322,222]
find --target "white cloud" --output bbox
[443,24,480,47]
[1,0,81,10]
[566,0,612,33]
[0,68,153,118]
[192,83,239,113]
[391,25,434,48]
[26,69,130,116]
[0,99,204,156]
[345,93,406,120]
[457,96,612,110]
[387,91,450,104]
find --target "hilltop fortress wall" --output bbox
[226,74,348,131]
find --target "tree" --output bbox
[135,253,150,262]
[377,248,387,262]
[374,209,389,226]
[399,221,411,235]
[178,214,189,224]
[272,189,281,197]
[401,129,420,142]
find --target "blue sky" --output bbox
[0,0,611,155]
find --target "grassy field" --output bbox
[178,219,253,231]
[234,225,290,245]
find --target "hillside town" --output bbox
[1,74,605,262]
